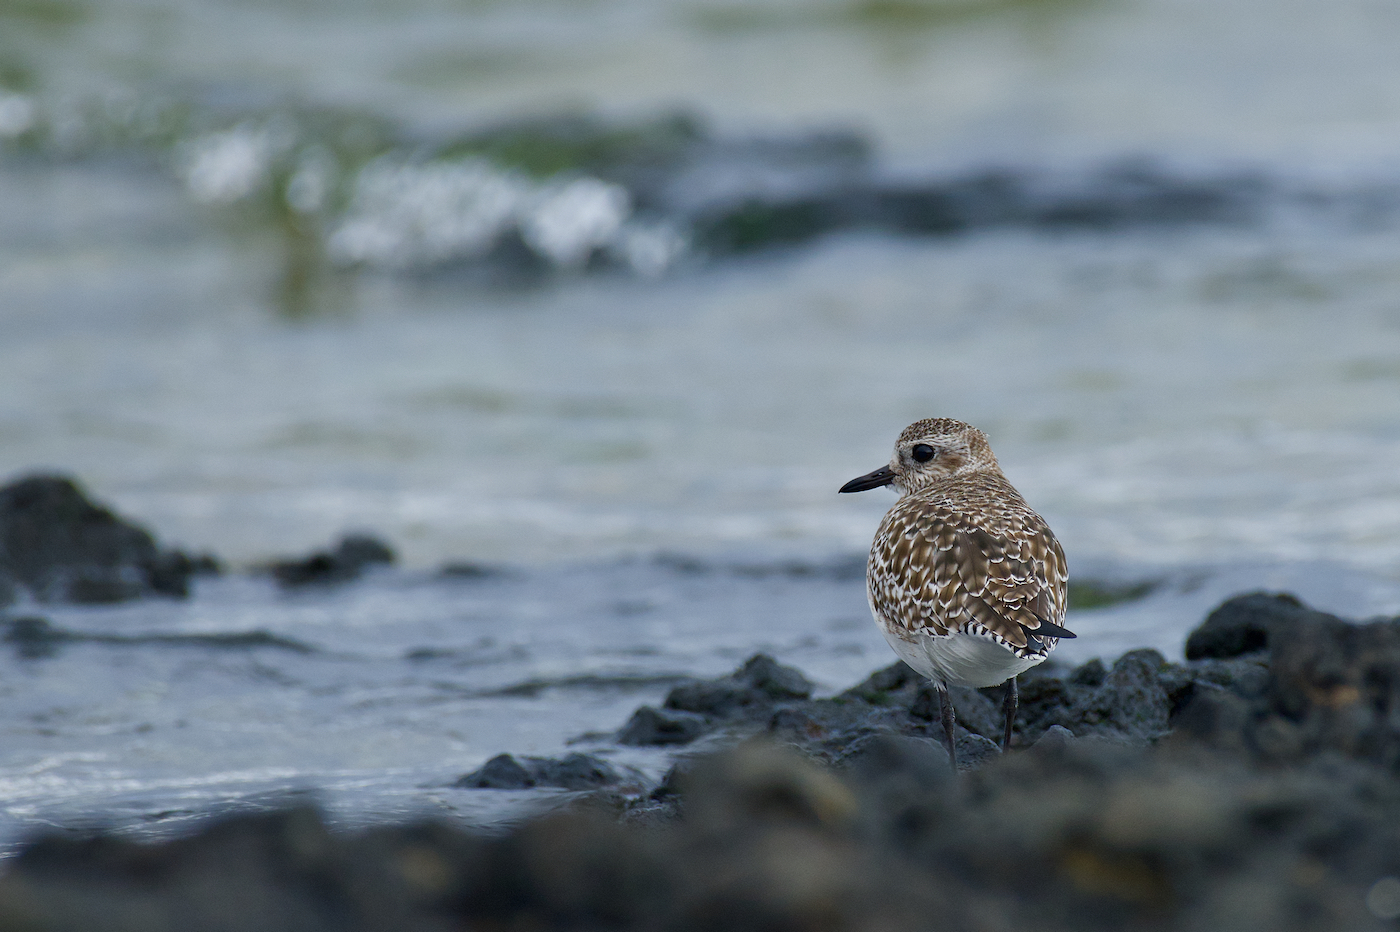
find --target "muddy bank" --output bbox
[3,591,1399,931]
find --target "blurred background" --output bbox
[3,0,1400,845]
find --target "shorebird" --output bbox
[840,418,1073,769]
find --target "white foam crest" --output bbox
[519,177,631,267]
[327,156,684,274]
[177,123,284,204]
[326,157,526,266]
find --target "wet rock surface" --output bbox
[0,474,217,605]
[616,653,817,746]
[611,642,1186,765]
[455,752,640,792]
[1184,590,1346,659]
[5,590,1400,931]
[268,533,396,587]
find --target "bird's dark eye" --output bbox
[911,444,935,463]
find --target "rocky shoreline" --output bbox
[2,584,1398,931]
[3,471,1399,929]
[0,474,404,609]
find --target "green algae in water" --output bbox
[693,0,1094,34]
[1068,579,1159,611]
[843,0,1094,26]
[0,0,86,27]
[434,112,704,180]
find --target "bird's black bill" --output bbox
[1036,619,1077,639]
[1020,618,1077,640]
[839,465,896,493]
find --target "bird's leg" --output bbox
[937,684,958,772]
[1001,676,1018,751]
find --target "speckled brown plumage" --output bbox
[868,469,1069,659]
[840,418,1074,763]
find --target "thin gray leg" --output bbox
[937,684,957,771]
[1002,676,1018,751]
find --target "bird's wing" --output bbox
[871,494,1071,652]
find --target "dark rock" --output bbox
[640,652,993,768]
[459,753,536,789]
[0,474,204,603]
[651,642,1182,760]
[648,760,694,802]
[0,807,389,932]
[906,684,939,724]
[1184,591,1341,659]
[733,653,814,700]
[438,561,498,579]
[1160,595,1400,770]
[664,679,762,716]
[837,733,952,786]
[1099,648,1172,739]
[663,653,812,717]
[456,752,629,790]
[617,706,709,746]
[768,706,827,741]
[1069,657,1107,686]
[1169,682,1253,751]
[271,533,396,587]
[337,534,395,566]
[1195,655,1271,697]
[1264,612,1400,765]
[694,163,1261,258]
[842,661,917,704]
[1161,654,1271,722]
[13,713,1400,932]
[14,592,1400,932]
[1016,650,1171,744]
[833,734,956,844]
[954,733,1001,771]
[909,684,1003,740]
[145,549,222,596]
[1015,673,1084,739]
[528,753,627,791]
[672,741,860,833]
[1032,723,1077,749]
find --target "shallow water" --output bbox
[0,560,877,847]
[2,551,1397,855]
[4,0,1400,851]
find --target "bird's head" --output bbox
[839,418,1001,496]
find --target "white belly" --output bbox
[879,626,1046,689]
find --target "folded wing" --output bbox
[870,491,1072,656]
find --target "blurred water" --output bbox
[0,559,878,847]
[4,0,1400,849]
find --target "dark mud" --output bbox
[4,590,1400,930]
